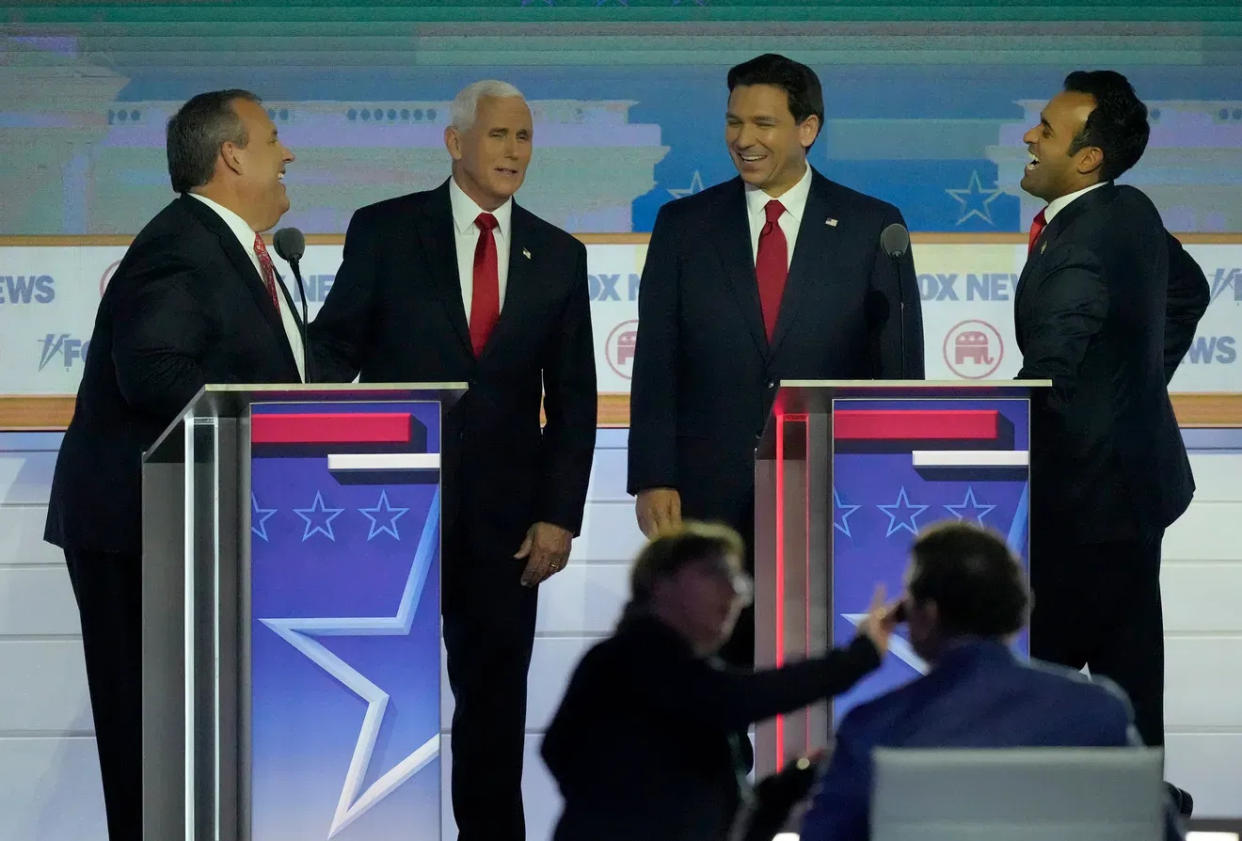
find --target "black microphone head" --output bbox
[880,222,910,259]
[273,227,305,263]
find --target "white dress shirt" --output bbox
[1044,181,1108,224]
[745,161,813,269]
[449,176,513,318]
[188,193,305,381]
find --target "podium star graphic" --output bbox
[946,170,1004,226]
[251,492,277,542]
[877,487,929,537]
[944,486,996,526]
[668,169,706,199]
[294,491,345,542]
[260,490,441,839]
[833,488,862,537]
[843,613,927,674]
[359,490,409,541]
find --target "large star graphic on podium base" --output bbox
[260,489,441,839]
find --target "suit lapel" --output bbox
[179,195,299,375]
[481,204,536,360]
[1014,182,1116,315]
[768,172,835,358]
[709,178,768,361]
[415,181,473,356]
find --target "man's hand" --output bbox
[856,584,901,656]
[514,522,573,587]
[635,487,682,538]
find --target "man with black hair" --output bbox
[45,89,302,840]
[542,522,897,841]
[800,522,1177,841]
[1014,70,1208,757]
[628,52,923,668]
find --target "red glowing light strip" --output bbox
[774,411,786,768]
[251,413,412,444]
[833,410,999,441]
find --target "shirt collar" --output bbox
[187,192,258,253]
[745,161,812,224]
[1044,181,1107,224]
[449,175,512,237]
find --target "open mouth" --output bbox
[495,167,519,177]
[1024,152,1040,173]
[737,152,765,164]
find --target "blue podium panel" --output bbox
[249,401,442,841]
[830,397,1032,723]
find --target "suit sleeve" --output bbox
[308,209,376,382]
[800,714,872,841]
[110,254,212,420]
[1015,244,1108,415]
[867,207,924,378]
[538,240,598,535]
[1163,232,1209,384]
[627,204,681,494]
[633,635,880,730]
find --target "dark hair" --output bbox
[727,53,824,138]
[166,89,260,193]
[908,522,1029,638]
[1062,70,1149,181]
[629,521,746,607]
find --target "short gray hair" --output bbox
[166,89,260,193]
[450,80,525,132]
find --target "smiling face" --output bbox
[725,83,819,198]
[1020,90,1102,203]
[227,97,294,231]
[445,95,532,211]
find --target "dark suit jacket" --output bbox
[541,613,880,841]
[800,640,1174,841]
[1015,183,1208,542]
[627,169,923,532]
[308,180,596,561]
[45,195,303,555]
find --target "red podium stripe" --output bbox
[252,413,412,444]
[834,410,999,441]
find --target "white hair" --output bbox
[450,80,525,131]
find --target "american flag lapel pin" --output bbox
[522,248,532,260]
[1040,242,1047,254]
[825,217,838,227]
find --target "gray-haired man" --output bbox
[310,80,597,841]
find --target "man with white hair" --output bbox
[311,80,596,840]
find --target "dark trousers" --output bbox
[64,548,142,841]
[442,537,539,841]
[1029,530,1166,746]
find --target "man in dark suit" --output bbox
[542,522,894,841]
[1013,71,1209,752]
[44,89,301,840]
[628,53,923,665]
[309,80,596,841]
[800,522,1182,841]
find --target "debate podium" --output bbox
[140,383,464,841]
[753,380,1048,776]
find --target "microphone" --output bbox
[273,227,311,382]
[879,222,911,378]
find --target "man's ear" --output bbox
[219,140,244,176]
[798,114,821,151]
[1075,144,1104,177]
[444,125,463,162]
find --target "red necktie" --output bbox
[1027,208,1048,255]
[755,199,788,340]
[470,212,500,357]
[252,233,282,312]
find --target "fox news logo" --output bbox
[1185,335,1236,365]
[38,333,89,371]
[1210,268,1242,304]
[0,275,55,304]
[919,273,1018,302]
[589,273,641,302]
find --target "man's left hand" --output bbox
[514,522,573,587]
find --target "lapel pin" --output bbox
[825,217,838,227]
[1040,242,1047,254]
[522,248,531,260]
